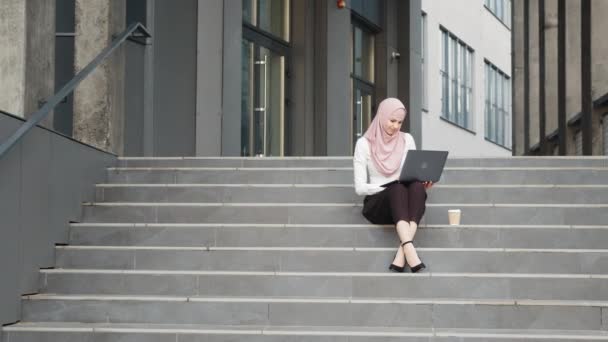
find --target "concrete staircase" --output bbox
[3,157,608,341]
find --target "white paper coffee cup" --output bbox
[448,209,461,225]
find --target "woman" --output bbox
[353,98,433,273]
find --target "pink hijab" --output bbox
[363,98,407,176]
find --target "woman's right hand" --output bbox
[423,181,433,190]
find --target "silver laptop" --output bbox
[381,150,449,187]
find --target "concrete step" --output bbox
[95,184,608,204]
[20,295,608,330]
[80,203,608,225]
[54,246,608,274]
[6,322,608,341]
[116,156,608,168]
[69,224,608,249]
[106,167,608,185]
[40,269,608,301]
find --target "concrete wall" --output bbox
[421,0,512,156]
[0,111,115,325]
[0,0,55,127]
[72,0,126,154]
[0,1,26,116]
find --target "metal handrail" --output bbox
[0,22,151,159]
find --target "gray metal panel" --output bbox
[195,0,223,156]
[18,126,52,294]
[125,42,145,156]
[313,0,328,156]
[221,0,243,156]
[0,116,23,324]
[152,0,197,156]
[0,112,117,324]
[48,135,114,242]
[397,0,422,146]
[125,0,147,157]
[290,0,316,156]
[325,1,351,156]
[385,0,399,99]
[49,136,84,243]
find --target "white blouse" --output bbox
[353,132,417,196]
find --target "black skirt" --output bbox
[362,182,427,225]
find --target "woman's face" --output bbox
[383,115,403,136]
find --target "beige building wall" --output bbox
[420,0,512,156]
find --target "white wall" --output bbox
[420,0,512,156]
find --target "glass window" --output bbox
[243,0,289,41]
[243,0,255,25]
[351,21,376,151]
[441,28,474,130]
[352,24,374,83]
[485,0,511,28]
[350,0,382,27]
[484,61,512,148]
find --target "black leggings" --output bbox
[362,182,427,225]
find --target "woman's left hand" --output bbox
[423,181,433,190]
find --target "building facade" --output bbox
[1,0,512,157]
[512,0,608,156]
[421,0,513,156]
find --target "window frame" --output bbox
[440,27,475,132]
[484,0,511,29]
[484,60,512,149]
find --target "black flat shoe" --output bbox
[410,262,426,273]
[401,241,427,273]
[389,263,405,272]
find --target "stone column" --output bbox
[0,0,55,125]
[591,0,608,153]
[591,0,608,99]
[544,0,559,140]
[512,0,525,155]
[565,0,581,155]
[73,0,125,154]
[529,0,540,148]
